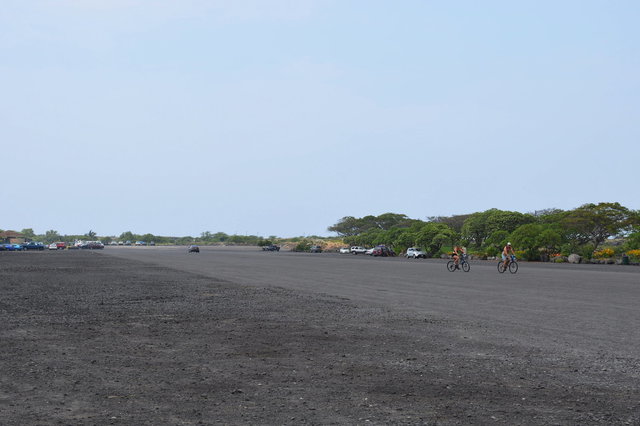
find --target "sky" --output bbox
[1,0,639,238]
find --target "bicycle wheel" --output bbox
[497,262,506,273]
[446,261,456,272]
[462,261,470,272]
[509,261,518,273]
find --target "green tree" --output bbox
[329,213,413,236]
[120,231,136,242]
[461,211,491,247]
[86,230,97,239]
[328,216,365,236]
[141,233,155,243]
[414,223,456,257]
[484,230,510,256]
[21,228,36,240]
[562,202,633,251]
[485,210,535,235]
[44,230,61,244]
[428,214,472,233]
[510,223,564,260]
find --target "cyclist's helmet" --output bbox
[507,242,511,246]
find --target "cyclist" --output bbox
[452,245,462,269]
[502,242,516,270]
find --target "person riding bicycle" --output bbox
[502,242,516,270]
[452,245,462,269]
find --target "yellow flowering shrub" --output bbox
[593,248,615,259]
[627,249,640,261]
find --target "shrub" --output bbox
[593,248,615,259]
[294,241,312,252]
[627,249,640,262]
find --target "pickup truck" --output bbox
[24,242,45,251]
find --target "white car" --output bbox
[365,248,375,255]
[406,247,427,259]
[48,243,58,250]
[350,246,367,255]
[339,247,350,254]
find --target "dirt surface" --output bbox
[1,250,639,425]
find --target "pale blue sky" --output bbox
[2,0,638,237]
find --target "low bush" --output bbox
[627,249,640,262]
[593,248,615,259]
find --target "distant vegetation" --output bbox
[328,203,640,262]
[5,202,639,262]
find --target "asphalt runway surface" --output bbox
[3,247,640,424]
[106,246,640,361]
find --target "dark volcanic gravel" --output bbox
[1,251,638,425]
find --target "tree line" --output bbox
[328,203,640,261]
[10,229,274,247]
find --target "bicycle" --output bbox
[447,254,470,272]
[498,255,518,273]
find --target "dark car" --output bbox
[372,245,395,257]
[188,245,200,253]
[5,244,24,251]
[81,241,104,250]
[24,242,45,251]
[262,245,280,251]
[309,245,322,253]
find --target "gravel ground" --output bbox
[1,251,639,425]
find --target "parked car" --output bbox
[309,245,322,253]
[55,242,66,250]
[406,247,427,259]
[149,241,155,246]
[339,247,350,254]
[371,245,395,257]
[188,245,200,253]
[365,247,375,255]
[135,241,146,246]
[81,241,104,249]
[48,243,58,250]
[124,241,132,246]
[262,245,280,251]
[350,246,367,255]
[24,242,45,251]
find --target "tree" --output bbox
[485,210,535,235]
[484,230,510,255]
[562,202,632,251]
[510,223,564,260]
[120,231,136,242]
[86,230,97,239]
[328,216,364,236]
[328,213,412,237]
[414,223,456,257]
[21,228,36,240]
[141,233,155,243]
[428,214,472,233]
[461,211,491,247]
[44,230,61,243]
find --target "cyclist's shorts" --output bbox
[501,253,507,260]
